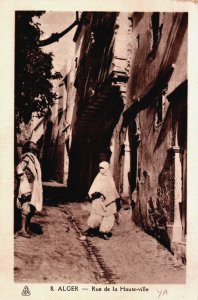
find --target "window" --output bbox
[151,13,163,50]
[155,91,167,127]
[136,34,140,48]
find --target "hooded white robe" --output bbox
[88,161,119,217]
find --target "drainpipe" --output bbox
[172,150,183,242]
[110,135,115,175]
[122,127,131,207]
[167,126,183,247]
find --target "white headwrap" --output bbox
[88,161,119,206]
[99,161,111,175]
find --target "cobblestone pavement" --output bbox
[14,202,186,284]
[14,206,99,283]
[66,202,186,284]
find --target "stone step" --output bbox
[42,181,68,204]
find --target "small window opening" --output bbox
[136,34,140,48]
[155,92,166,127]
[151,13,163,49]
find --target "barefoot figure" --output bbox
[16,141,43,238]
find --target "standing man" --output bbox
[16,141,43,238]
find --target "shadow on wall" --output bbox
[132,165,173,251]
[132,197,171,251]
[147,197,170,251]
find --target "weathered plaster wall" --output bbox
[127,13,187,102]
[68,12,129,199]
[127,13,187,252]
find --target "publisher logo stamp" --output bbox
[21,286,31,296]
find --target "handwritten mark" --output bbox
[157,289,168,298]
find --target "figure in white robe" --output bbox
[16,141,43,238]
[87,161,120,239]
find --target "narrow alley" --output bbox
[14,187,185,284]
[14,11,188,287]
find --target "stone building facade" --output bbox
[68,12,132,199]
[41,77,68,184]
[123,12,187,260]
[67,11,187,260]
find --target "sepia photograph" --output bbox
[14,10,187,284]
[0,1,198,299]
